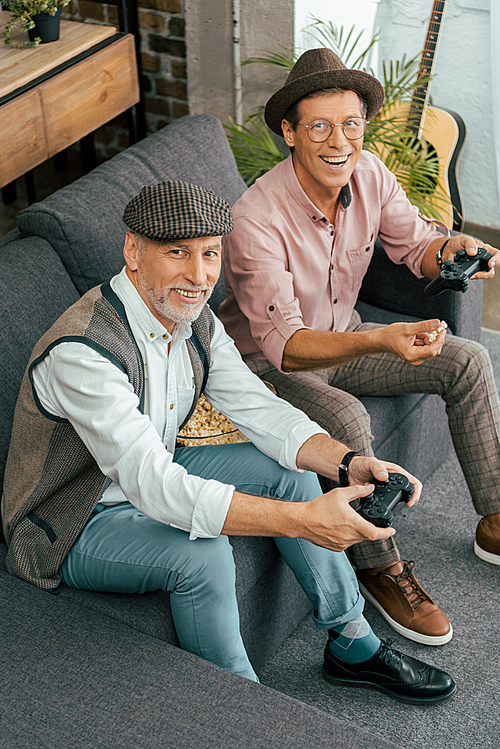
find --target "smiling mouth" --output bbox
[175,289,203,298]
[172,288,211,304]
[320,154,350,168]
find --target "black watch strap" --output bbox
[436,237,451,266]
[338,451,361,487]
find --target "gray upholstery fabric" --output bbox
[0,539,310,671]
[0,237,79,489]
[16,114,247,299]
[0,570,399,749]
[361,392,452,480]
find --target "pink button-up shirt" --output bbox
[219,152,440,372]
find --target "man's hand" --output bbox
[373,319,446,366]
[441,236,498,279]
[422,234,499,280]
[347,455,422,507]
[296,483,396,552]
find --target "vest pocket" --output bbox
[27,512,57,543]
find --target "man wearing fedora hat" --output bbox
[220,48,500,647]
[2,179,456,703]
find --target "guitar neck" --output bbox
[407,0,447,136]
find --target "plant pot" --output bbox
[27,7,62,44]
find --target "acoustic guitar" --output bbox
[384,0,466,230]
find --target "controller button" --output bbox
[456,250,466,257]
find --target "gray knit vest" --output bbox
[2,280,214,590]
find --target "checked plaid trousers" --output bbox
[247,315,500,570]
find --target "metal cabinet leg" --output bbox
[2,181,17,204]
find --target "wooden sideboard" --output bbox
[0,14,140,189]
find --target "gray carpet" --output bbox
[257,327,500,749]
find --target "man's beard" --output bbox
[140,276,214,324]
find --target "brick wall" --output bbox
[63,0,188,159]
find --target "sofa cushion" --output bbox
[16,114,247,299]
[0,568,399,749]
[0,237,79,493]
[0,534,310,672]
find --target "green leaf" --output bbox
[229,18,445,220]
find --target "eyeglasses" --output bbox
[298,117,367,142]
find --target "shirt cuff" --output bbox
[189,480,235,540]
[279,423,330,472]
[263,302,312,373]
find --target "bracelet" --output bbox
[436,238,451,266]
[338,451,361,487]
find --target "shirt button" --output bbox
[333,299,338,304]
[163,334,169,340]
[150,333,155,339]
[169,403,174,410]
[269,305,275,311]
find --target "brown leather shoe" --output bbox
[357,561,453,646]
[475,519,500,565]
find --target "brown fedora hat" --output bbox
[264,48,385,136]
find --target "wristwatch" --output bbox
[338,451,361,487]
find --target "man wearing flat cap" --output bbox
[2,180,456,703]
[219,49,500,647]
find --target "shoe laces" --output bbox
[378,638,403,667]
[394,561,428,610]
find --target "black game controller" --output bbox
[424,246,492,297]
[356,473,415,528]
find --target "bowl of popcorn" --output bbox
[177,395,249,446]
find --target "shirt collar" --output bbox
[282,154,352,223]
[112,266,192,345]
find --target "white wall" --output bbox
[295,0,500,230]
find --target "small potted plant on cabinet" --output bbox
[3,0,71,47]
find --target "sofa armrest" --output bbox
[357,238,484,341]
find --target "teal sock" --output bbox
[328,615,381,663]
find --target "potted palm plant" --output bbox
[225,19,449,222]
[3,0,71,47]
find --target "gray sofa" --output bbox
[0,113,482,748]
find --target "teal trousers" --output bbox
[60,443,363,680]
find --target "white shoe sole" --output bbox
[474,540,500,566]
[358,583,454,647]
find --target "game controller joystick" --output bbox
[356,473,415,528]
[424,247,492,297]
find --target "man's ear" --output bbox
[282,119,295,148]
[123,232,140,272]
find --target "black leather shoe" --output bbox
[323,637,456,704]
